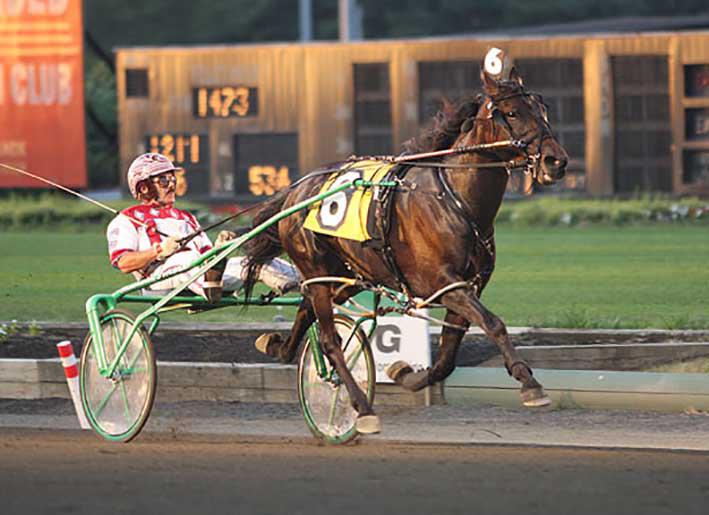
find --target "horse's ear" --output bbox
[509,66,524,87]
[441,97,455,114]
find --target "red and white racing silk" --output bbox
[107,204,212,272]
[107,203,301,297]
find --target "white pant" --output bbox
[142,250,300,298]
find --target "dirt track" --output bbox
[1,429,707,515]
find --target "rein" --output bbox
[388,139,526,167]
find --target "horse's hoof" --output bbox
[386,361,429,392]
[254,333,282,358]
[521,387,551,407]
[355,415,381,434]
[386,361,413,382]
[401,370,431,392]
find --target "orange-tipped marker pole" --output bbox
[56,341,90,429]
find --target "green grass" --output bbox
[1,225,708,328]
[484,225,709,329]
[0,230,287,324]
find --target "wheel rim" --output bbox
[81,313,154,440]
[299,319,373,442]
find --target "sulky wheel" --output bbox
[79,309,157,443]
[297,314,375,444]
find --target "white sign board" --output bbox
[339,292,432,384]
[369,313,431,384]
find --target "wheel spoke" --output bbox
[326,386,340,427]
[119,379,132,423]
[345,344,364,371]
[94,379,119,418]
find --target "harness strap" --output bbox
[434,167,488,251]
[373,165,414,296]
[433,167,497,296]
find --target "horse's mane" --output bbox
[402,80,528,154]
[402,94,481,154]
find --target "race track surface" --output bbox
[1,429,707,515]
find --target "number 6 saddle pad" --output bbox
[303,159,398,242]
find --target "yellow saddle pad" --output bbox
[303,159,396,241]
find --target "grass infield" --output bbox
[1,226,707,328]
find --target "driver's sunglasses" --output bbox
[152,173,176,187]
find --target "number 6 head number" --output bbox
[484,47,511,81]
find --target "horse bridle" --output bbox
[478,88,556,180]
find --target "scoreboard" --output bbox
[129,73,296,200]
[192,86,258,119]
[145,132,210,196]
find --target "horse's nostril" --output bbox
[543,155,567,171]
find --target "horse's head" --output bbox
[461,48,568,186]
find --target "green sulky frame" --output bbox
[85,178,395,382]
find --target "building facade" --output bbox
[115,31,709,200]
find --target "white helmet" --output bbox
[127,153,177,199]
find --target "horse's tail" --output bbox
[242,190,289,302]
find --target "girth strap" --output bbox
[371,165,413,296]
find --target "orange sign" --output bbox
[0,0,86,188]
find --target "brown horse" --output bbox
[243,49,568,433]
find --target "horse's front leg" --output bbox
[387,310,469,391]
[440,289,550,407]
[255,298,314,363]
[306,283,380,433]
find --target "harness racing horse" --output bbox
[243,49,568,433]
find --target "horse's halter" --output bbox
[467,87,554,181]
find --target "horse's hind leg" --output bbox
[388,310,469,391]
[255,286,360,363]
[255,299,314,363]
[440,289,550,407]
[306,283,380,433]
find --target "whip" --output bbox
[0,161,170,237]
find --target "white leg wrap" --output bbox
[257,257,301,293]
[147,251,208,297]
[145,254,301,297]
[222,257,246,292]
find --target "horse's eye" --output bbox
[505,111,517,119]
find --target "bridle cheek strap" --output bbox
[485,93,551,181]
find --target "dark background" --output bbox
[82,0,709,187]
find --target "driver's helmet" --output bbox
[127,153,177,199]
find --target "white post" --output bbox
[56,341,90,429]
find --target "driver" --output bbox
[107,152,299,302]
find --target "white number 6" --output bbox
[484,48,504,76]
[318,171,361,229]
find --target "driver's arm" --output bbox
[115,237,180,273]
[115,247,160,274]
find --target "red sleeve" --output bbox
[110,249,133,268]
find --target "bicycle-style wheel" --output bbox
[297,314,375,444]
[79,309,156,442]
